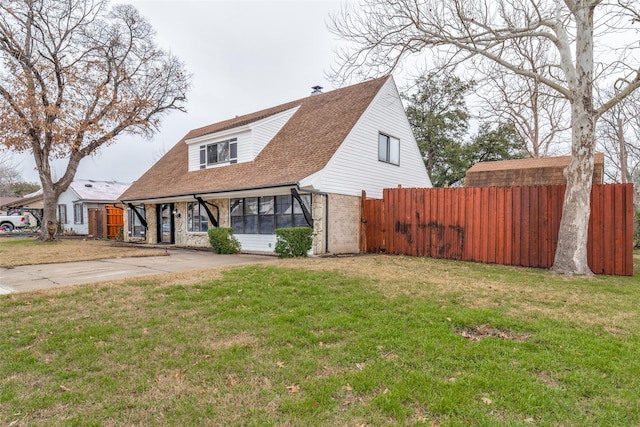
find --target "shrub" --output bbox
[275,227,313,258]
[208,227,241,254]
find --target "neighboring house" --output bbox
[3,181,129,236]
[3,190,44,227]
[0,197,21,215]
[57,180,130,236]
[464,154,605,187]
[119,76,431,254]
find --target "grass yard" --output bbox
[0,238,165,267]
[1,252,639,426]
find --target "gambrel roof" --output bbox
[120,76,389,202]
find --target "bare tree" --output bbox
[597,90,640,207]
[0,0,190,240]
[475,37,571,157]
[0,150,22,197]
[597,91,640,183]
[330,0,640,275]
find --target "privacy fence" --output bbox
[106,204,125,239]
[360,184,634,276]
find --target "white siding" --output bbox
[187,141,200,171]
[251,107,299,157]
[235,234,277,253]
[57,188,89,234]
[187,130,251,171]
[301,77,431,199]
[233,130,253,163]
[186,107,299,171]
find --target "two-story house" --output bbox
[119,76,431,254]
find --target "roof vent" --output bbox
[85,183,93,188]
[311,85,323,96]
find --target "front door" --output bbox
[157,203,175,244]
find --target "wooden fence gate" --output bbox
[106,204,124,239]
[88,205,124,239]
[88,208,106,238]
[361,184,634,276]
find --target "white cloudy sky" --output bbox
[16,0,409,184]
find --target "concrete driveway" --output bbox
[0,249,275,294]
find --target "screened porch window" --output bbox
[230,194,311,235]
[187,202,209,232]
[127,205,146,238]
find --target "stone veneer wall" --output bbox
[311,194,326,255]
[145,204,158,244]
[326,193,361,254]
[123,204,157,244]
[165,199,230,248]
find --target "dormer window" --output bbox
[199,138,238,169]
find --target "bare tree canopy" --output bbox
[597,90,640,201]
[0,0,190,240]
[330,0,640,275]
[474,36,571,158]
[0,150,22,197]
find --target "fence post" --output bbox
[360,190,367,253]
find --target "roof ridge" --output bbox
[119,76,391,201]
[185,76,390,141]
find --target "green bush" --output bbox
[208,227,241,254]
[274,227,313,258]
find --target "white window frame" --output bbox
[73,203,83,224]
[128,205,146,238]
[57,204,67,224]
[187,202,209,233]
[378,133,400,165]
[199,138,238,169]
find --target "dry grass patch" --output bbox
[456,324,531,341]
[0,238,165,267]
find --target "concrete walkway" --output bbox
[0,249,275,294]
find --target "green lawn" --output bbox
[1,256,640,426]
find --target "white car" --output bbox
[0,214,30,232]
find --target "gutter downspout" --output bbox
[294,184,329,254]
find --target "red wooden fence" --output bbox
[361,184,634,276]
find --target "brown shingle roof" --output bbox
[465,153,605,187]
[466,153,604,172]
[120,76,389,201]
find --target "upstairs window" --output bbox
[378,133,400,165]
[199,138,238,169]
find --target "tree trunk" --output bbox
[551,0,595,275]
[550,124,595,275]
[40,183,60,241]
